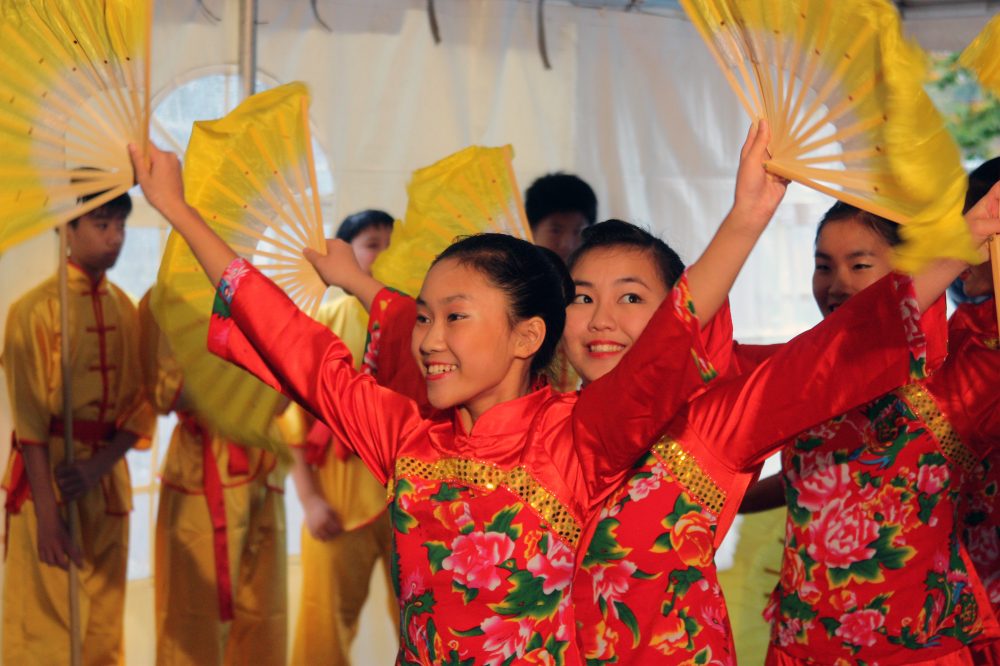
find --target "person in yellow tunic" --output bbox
[138,291,297,666]
[289,209,398,665]
[2,193,157,666]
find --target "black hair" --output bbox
[965,156,1000,214]
[815,201,901,248]
[335,209,394,243]
[69,169,133,228]
[524,173,598,229]
[432,233,568,373]
[567,219,686,290]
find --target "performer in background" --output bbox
[2,192,156,666]
[289,209,398,666]
[139,292,294,666]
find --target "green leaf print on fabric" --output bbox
[492,569,562,619]
[486,505,523,540]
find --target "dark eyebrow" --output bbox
[814,250,878,260]
[615,276,651,289]
[416,294,471,306]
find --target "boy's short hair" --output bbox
[335,209,394,243]
[69,191,133,228]
[524,173,598,229]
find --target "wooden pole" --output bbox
[58,225,82,666]
[991,235,1000,333]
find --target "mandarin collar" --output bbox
[452,385,555,438]
[67,260,107,293]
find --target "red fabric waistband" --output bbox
[49,419,115,442]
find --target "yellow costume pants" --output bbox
[155,482,286,666]
[291,510,396,665]
[3,492,128,666]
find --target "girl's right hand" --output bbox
[129,142,189,220]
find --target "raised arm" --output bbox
[132,143,420,484]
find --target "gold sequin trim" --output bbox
[897,383,978,474]
[387,457,582,547]
[985,338,999,351]
[650,437,725,514]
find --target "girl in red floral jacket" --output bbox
[563,208,989,665]
[128,123,785,666]
[755,172,1000,665]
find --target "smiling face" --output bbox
[812,217,894,318]
[563,245,669,384]
[411,258,542,423]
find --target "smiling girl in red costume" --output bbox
[563,181,1000,665]
[129,122,787,666]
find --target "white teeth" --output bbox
[589,343,625,353]
[426,363,457,376]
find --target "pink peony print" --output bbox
[480,616,533,666]
[591,558,638,607]
[442,531,515,591]
[834,608,885,647]
[526,538,574,594]
[793,456,853,512]
[916,463,949,496]
[627,473,662,502]
[400,569,426,602]
[806,496,880,570]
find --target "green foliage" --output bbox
[928,52,1000,161]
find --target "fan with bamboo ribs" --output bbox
[960,13,1000,95]
[0,0,151,253]
[679,0,979,272]
[151,82,327,453]
[371,144,533,298]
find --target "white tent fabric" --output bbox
[0,0,835,604]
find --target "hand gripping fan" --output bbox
[371,145,533,297]
[679,0,980,272]
[0,0,151,252]
[150,82,327,452]
[960,13,1000,331]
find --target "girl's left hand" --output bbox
[304,238,365,289]
[129,142,188,219]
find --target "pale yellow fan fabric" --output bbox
[372,145,533,297]
[151,82,326,452]
[680,0,979,271]
[0,0,150,253]
[960,14,1000,96]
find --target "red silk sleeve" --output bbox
[686,273,933,475]
[926,299,1000,455]
[364,289,430,413]
[207,262,422,484]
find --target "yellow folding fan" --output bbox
[679,0,980,272]
[0,0,151,253]
[150,82,327,452]
[960,13,1000,94]
[371,145,533,297]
